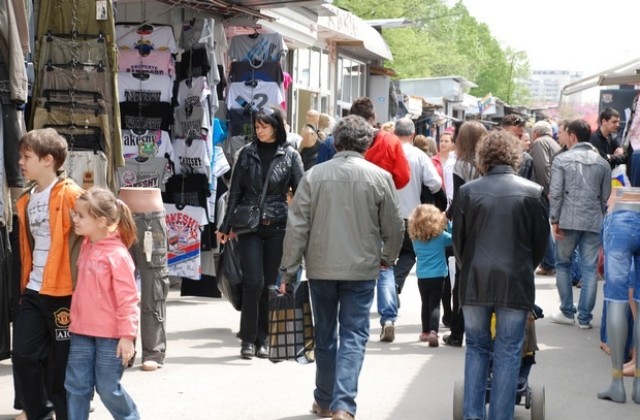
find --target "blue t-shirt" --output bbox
[412,224,452,279]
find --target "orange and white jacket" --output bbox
[17,177,83,296]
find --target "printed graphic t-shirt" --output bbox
[164,203,208,280]
[26,180,56,291]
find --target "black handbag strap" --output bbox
[258,156,278,215]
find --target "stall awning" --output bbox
[154,0,329,20]
[317,5,392,61]
[561,57,640,96]
[258,7,319,48]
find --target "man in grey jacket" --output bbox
[549,119,611,329]
[280,115,404,420]
[530,120,561,276]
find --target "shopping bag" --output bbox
[216,239,243,311]
[268,281,315,364]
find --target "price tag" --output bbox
[96,0,107,20]
[144,230,153,263]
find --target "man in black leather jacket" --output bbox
[452,129,548,420]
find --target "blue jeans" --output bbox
[603,211,640,302]
[377,266,398,325]
[571,250,582,282]
[65,334,140,420]
[555,229,601,325]
[540,229,556,270]
[462,306,528,420]
[309,279,375,416]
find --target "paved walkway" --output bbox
[0,273,638,419]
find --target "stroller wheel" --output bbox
[529,384,545,420]
[452,380,464,420]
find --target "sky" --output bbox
[456,0,638,77]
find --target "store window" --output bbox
[336,56,366,116]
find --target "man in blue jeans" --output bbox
[280,115,404,420]
[453,130,549,420]
[549,119,611,329]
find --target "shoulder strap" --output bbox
[258,157,278,212]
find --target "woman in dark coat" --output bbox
[217,106,304,359]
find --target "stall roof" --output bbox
[154,0,330,19]
[317,5,393,61]
[561,57,640,96]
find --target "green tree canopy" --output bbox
[334,0,531,105]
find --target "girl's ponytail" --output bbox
[116,199,138,248]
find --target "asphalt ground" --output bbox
[1,272,639,419]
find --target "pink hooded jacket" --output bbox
[70,233,139,340]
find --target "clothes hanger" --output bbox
[248,27,260,39]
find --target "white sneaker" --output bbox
[380,321,395,342]
[578,322,593,329]
[550,311,575,325]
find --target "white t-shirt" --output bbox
[116,24,178,54]
[122,129,176,162]
[173,138,211,178]
[26,180,56,291]
[226,81,284,110]
[164,203,208,280]
[228,33,288,63]
[118,72,173,103]
[397,143,442,219]
[118,49,176,80]
[64,151,109,190]
[176,77,211,108]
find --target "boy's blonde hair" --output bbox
[19,128,68,171]
[408,204,448,242]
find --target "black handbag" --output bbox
[267,281,315,364]
[228,157,277,233]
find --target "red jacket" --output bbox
[364,131,410,189]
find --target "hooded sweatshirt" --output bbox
[69,233,139,339]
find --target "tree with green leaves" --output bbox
[333,0,531,105]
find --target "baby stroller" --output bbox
[453,306,546,420]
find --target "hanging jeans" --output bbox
[130,211,169,365]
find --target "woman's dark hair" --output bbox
[253,105,288,145]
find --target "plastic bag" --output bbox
[217,239,243,311]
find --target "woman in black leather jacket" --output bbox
[217,106,304,359]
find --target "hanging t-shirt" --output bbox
[177,49,211,80]
[164,203,208,280]
[64,151,109,190]
[176,77,211,108]
[227,108,253,137]
[180,18,212,51]
[213,18,228,66]
[226,81,284,111]
[26,181,56,291]
[120,102,174,131]
[117,157,170,190]
[228,33,288,64]
[173,106,211,140]
[118,72,173,103]
[116,24,178,54]
[121,129,175,162]
[118,49,175,80]
[173,138,211,178]
[229,61,283,84]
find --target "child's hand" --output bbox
[117,338,135,367]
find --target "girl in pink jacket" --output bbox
[65,187,140,420]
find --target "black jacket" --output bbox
[220,140,303,234]
[452,165,549,311]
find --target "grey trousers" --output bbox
[130,211,169,364]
